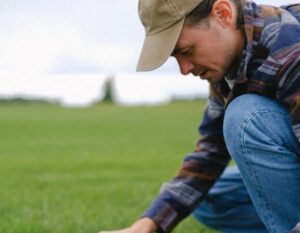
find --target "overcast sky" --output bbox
[0,0,146,75]
[0,0,299,76]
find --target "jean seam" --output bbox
[240,110,288,233]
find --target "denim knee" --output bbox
[223,94,299,160]
[223,94,261,160]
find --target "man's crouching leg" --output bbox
[193,166,267,233]
[221,94,300,233]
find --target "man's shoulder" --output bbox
[256,3,300,57]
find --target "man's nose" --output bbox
[177,57,194,75]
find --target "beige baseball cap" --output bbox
[136,0,203,71]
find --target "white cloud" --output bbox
[113,73,209,106]
[0,18,81,74]
[0,0,143,75]
[0,71,108,107]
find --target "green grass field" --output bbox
[0,100,218,233]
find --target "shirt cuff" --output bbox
[142,198,181,233]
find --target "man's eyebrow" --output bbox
[171,47,180,56]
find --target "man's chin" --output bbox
[200,76,222,84]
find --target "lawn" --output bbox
[0,100,218,233]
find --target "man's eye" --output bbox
[180,49,191,56]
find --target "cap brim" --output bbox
[136,18,185,71]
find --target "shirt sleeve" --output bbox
[276,53,300,143]
[142,85,231,233]
[268,5,300,144]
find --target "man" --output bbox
[100,0,300,232]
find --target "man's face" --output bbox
[172,16,244,83]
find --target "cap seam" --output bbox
[166,0,181,19]
[147,17,184,36]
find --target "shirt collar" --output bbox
[235,1,260,83]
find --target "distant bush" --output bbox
[0,97,57,105]
[103,77,114,102]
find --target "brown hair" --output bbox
[185,0,245,29]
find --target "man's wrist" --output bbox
[131,217,158,233]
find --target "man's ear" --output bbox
[211,0,235,28]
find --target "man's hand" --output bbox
[99,217,158,233]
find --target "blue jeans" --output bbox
[193,94,300,233]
